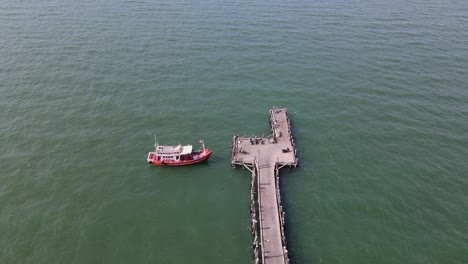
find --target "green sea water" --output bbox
[1,0,467,263]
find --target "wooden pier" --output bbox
[231,108,298,264]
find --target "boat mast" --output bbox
[154,133,158,151]
[200,139,205,150]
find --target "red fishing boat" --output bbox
[147,139,212,166]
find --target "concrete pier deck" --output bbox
[231,108,297,264]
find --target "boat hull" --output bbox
[147,149,212,166]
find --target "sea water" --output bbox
[1,0,467,263]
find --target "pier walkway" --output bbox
[231,108,297,264]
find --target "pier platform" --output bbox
[231,108,297,264]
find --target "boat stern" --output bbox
[147,152,156,164]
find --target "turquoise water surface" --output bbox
[1,0,467,263]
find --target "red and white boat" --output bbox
[147,139,212,166]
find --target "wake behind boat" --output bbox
[147,139,212,166]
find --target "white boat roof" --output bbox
[156,144,192,155]
[180,145,192,155]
